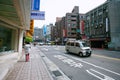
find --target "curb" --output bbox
[38,49,71,80]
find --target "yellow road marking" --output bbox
[93,54,120,61]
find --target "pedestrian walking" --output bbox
[24,42,31,62]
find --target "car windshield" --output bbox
[81,42,89,47]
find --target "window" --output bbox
[71,20,76,22]
[0,26,15,52]
[71,15,76,17]
[67,42,70,46]
[72,24,76,27]
[75,43,80,47]
[68,24,71,27]
[71,42,74,46]
[80,16,83,19]
[81,42,89,47]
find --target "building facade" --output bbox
[55,17,62,44]
[0,0,31,57]
[79,14,86,39]
[52,6,85,44]
[46,24,52,42]
[42,24,52,43]
[65,6,80,39]
[108,0,120,50]
[33,27,44,42]
[84,0,120,50]
[51,25,57,42]
[0,0,31,79]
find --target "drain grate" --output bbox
[41,55,45,57]
[52,70,62,77]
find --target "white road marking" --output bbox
[54,55,83,68]
[71,63,83,68]
[54,55,67,60]
[69,55,120,76]
[86,69,115,80]
[42,48,48,51]
[54,47,59,50]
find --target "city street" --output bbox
[38,45,120,80]
[1,0,120,80]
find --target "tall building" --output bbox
[108,0,120,50]
[65,6,80,39]
[84,0,120,50]
[79,14,86,39]
[46,24,51,42]
[33,27,41,42]
[53,6,85,44]
[55,17,62,44]
[51,25,57,42]
[42,24,52,42]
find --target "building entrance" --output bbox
[91,40,106,48]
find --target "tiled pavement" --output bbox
[5,47,53,80]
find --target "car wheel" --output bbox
[87,53,91,57]
[79,52,83,57]
[66,49,69,54]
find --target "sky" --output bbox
[34,0,107,28]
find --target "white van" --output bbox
[65,40,92,57]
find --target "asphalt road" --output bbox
[38,45,120,80]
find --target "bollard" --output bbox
[26,54,29,62]
[24,42,31,62]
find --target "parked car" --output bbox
[38,42,44,45]
[65,40,92,57]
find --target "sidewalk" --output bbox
[4,46,53,80]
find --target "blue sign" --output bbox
[31,11,45,20]
[32,0,40,10]
[43,25,47,36]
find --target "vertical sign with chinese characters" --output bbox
[26,20,34,37]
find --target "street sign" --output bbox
[31,11,45,20]
[32,0,40,10]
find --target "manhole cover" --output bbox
[52,70,62,77]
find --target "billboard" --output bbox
[31,11,45,20]
[32,0,40,10]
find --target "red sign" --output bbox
[63,29,66,37]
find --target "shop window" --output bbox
[0,26,14,53]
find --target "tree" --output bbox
[25,36,33,43]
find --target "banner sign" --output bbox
[32,0,40,10]
[31,11,45,20]
[43,25,47,36]
[26,20,34,37]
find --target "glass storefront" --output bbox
[0,26,14,53]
